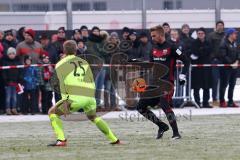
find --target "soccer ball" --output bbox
[132,78,147,93]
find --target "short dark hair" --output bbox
[162,22,170,27]
[216,20,224,27]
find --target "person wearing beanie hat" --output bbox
[16,28,43,64]
[139,31,152,61]
[7,47,16,55]
[208,21,225,106]
[58,27,65,32]
[3,29,17,54]
[80,25,88,31]
[80,26,89,42]
[2,46,22,115]
[22,54,40,114]
[225,28,237,37]
[72,29,81,43]
[218,27,239,108]
[191,27,213,108]
[128,29,137,42]
[91,26,100,32]
[39,50,53,114]
[121,27,130,40]
[110,32,119,38]
[25,29,35,39]
[39,32,48,41]
[4,30,13,37]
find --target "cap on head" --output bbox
[226,28,237,36]
[7,47,16,55]
[25,29,36,39]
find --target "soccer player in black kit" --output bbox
[136,25,190,140]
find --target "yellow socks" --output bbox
[93,117,118,143]
[49,114,65,141]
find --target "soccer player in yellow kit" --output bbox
[48,40,120,146]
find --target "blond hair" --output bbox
[150,25,165,36]
[63,40,77,55]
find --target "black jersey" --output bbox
[150,40,190,83]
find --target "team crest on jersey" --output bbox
[152,48,171,57]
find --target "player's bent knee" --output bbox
[87,114,97,122]
[48,106,56,115]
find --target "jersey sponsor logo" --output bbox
[152,48,171,58]
[153,57,166,61]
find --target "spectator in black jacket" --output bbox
[163,22,171,41]
[139,32,152,61]
[3,30,17,55]
[72,29,82,43]
[2,47,22,115]
[48,27,66,102]
[39,32,57,64]
[180,24,194,58]
[17,26,26,43]
[80,25,89,42]
[126,29,141,60]
[76,39,88,56]
[191,28,212,108]
[169,29,185,108]
[219,28,240,108]
[208,20,225,106]
[121,27,130,40]
[49,27,66,64]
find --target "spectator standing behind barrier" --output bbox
[16,28,44,112]
[180,24,194,59]
[138,32,152,61]
[191,27,212,108]
[76,39,88,56]
[0,30,5,114]
[17,27,26,43]
[163,22,171,41]
[2,47,22,115]
[39,33,57,65]
[86,26,106,108]
[22,55,40,115]
[48,27,66,102]
[219,28,240,108]
[125,29,142,108]
[72,29,82,43]
[3,30,17,55]
[179,24,194,102]
[169,29,185,108]
[121,27,130,40]
[80,25,89,42]
[103,32,120,111]
[39,53,53,114]
[49,27,66,63]
[16,28,44,64]
[208,20,225,107]
[51,34,58,43]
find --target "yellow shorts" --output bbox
[56,96,96,115]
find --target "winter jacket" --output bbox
[191,38,212,89]
[2,56,23,85]
[23,66,39,90]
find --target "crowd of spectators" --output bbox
[0,20,239,115]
